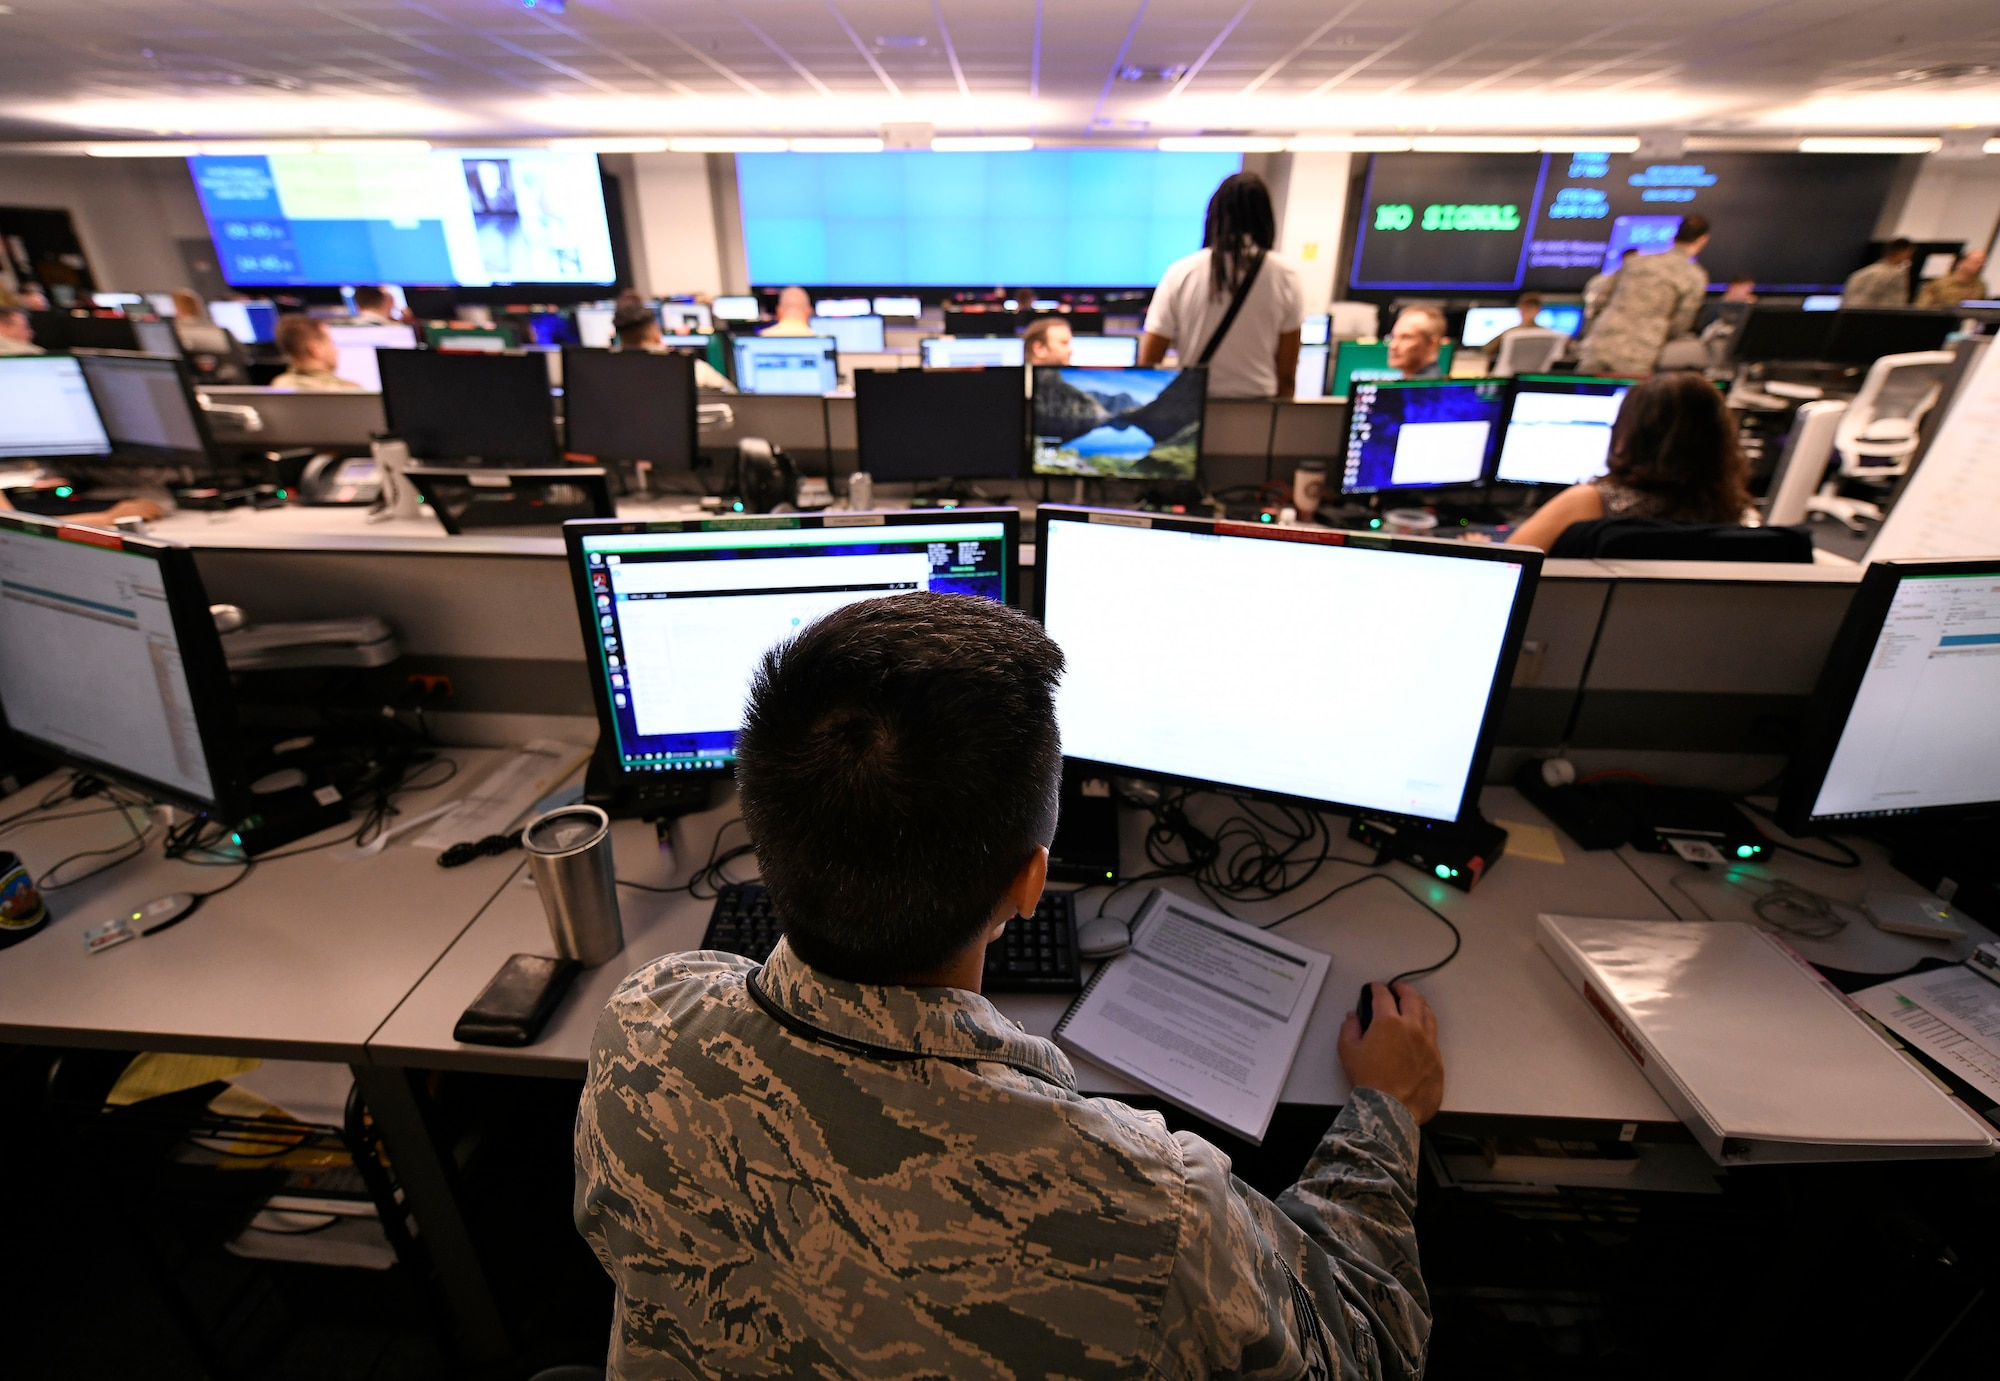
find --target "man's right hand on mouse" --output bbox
[1339,981,1444,1124]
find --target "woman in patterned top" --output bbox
[1507,370,1753,552]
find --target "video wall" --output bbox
[736,149,1241,287]
[1350,151,1902,294]
[188,148,618,288]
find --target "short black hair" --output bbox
[736,592,1065,982]
[613,304,658,346]
[1886,237,1913,254]
[1674,214,1710,244]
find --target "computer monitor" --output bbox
[561,348,698,473]
[657,332,711,353]
[0,514,239,814]
[1778,558,2000,832]
[564,509,1020,779]
[922,336,1025,369]
[322,322,417,392]
[30,312,141,354]
[0,356,111,462]
[207,301,278,345]
[1342,379,1508,495]
[873,296,921,319]
[1036,506,1539,824]
[658,302,713,335]
[130,320,183,359]
[1301,313,1330,347]
[814,297,871,318]
[1536,304,1584,338]
[575,305,617,349]
[74,352,216,468]
[1329,339,1456,399]
[92,292,145,309]
[1461,308,1520,349]
[1032,366,1206,480]
[1294,344,1331,400]
[1066,335,1141,368]
[1802,295,1843,312]
[712,295,761,323]
[424,324,517,352]
[1823,310,1958,366]
[1730,306,1837,364]
[377,350,558,465]
[854,368,1025,482]
[731,336,838,395]
[1491,376,1637,487]
[809,315,887,354]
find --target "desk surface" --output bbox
[0,752,523,1062]
[369,786,1680,1125]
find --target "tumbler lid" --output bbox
[522,804,610,856]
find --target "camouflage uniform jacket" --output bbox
[575,939,1431,1380]
[1578,245,1710,377]
[1841,260,1910,308]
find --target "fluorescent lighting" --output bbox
[311,139,431,154]
[1798,137,1942,154]
[931,136,1034,152]
[1411,136,1540,153]
[1540,136,1640,153]
[550,137,669,153]
[1286,135,1411,152]
[788,137,884,153]
[668,137,787,153]
[1158,136,1285,153]
[85,142,201,157]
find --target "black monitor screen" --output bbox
[855,368,1025,482]
[1731,307,1838,364]
[378,350,558,465]
[1343,379,1508,494]
[75,352,212,466]
[1031,366,1205,479]
[561,348,697,473]
[1823,310,1958,366]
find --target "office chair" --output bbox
[1654,336,1712,372]
[175,322,252,384]
[1809,349,1955,528]
[1491,328,1567,378]
[1550,516,1814,562]
[1763,399,1848,528]
[1328,301,1380,340]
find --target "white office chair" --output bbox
[1328,301,1380,340]
[1491,328,1567,378]
[1808,350,1956,528]
[1762,399,1847,529]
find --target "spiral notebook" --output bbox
[1054,889,1330,1145]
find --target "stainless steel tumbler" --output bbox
[522,805,624,967]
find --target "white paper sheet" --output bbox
[1854,967,2000,1104]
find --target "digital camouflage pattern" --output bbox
[576,939,1430,1379]
[1578,244,1711,378]
[1841,259,1911,309]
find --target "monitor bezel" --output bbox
[1777,557,2000,834]
[0,513,243,818]
[0,354,114,464]
[1029,364,1209,481]
[70,349,221,470]
[559,346,699,473]
[561,507,1025,783]
[1488,374,1639,489]
[853,366,1027,482]
[1339,376,1509,496]
[1033,504,1542,827]
[729,335,840,395]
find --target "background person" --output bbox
[1915,249,1989,309]
[1577,216,1712,377]
[1843,239,1913,307]
[1482,292,1546,362]
[1023,316,1073,366]
[1582,248,1638,326]
[0,305,43,356]
[1387,305,1447,379]
[270,315,362,391]
[350,285,398,324]
[614,302,735,392]
[759,286,817,337]
[1140,171,1304,398]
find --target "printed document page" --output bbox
[1055,890,1330,1144]
[1853,966,2000,1104]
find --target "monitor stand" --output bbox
[583,747,717,821]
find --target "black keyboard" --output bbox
[699,884,1082,993]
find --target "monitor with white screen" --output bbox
[564,510,1019,779]
[0,514,238,812]
[712,295,761,323]
[809,315,887,354]
[1461,308,1520,349]
[93,293,144,309]
[1036,506,1539,823]
[1342,379,1507,494]
[660,302,713,334]
[1492,376,1636,486]
[873,296,921,318]
[922,336,1025,369]
[1802,295,1842,312]
[814,297,871,318]
[1779,558,2000,831]
[322,322,416,392]
[1294,344,1330,400]
[1066,335,1140,368]
[0,356,111,461]
[732,336,839,395]
[74,352,214,466]
[207,300,278,345]
[1301,314,1330,347]
[575,305,617,349]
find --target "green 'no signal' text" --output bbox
[1374,203,1521,232]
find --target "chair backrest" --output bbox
[1833,349,1956,479]
[1654,337,1712,372]
[1764,399,1848,528]
[1492,327,1566,378]
[1550,515,1815,563]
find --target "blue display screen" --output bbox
[1343,380,1509,494]
[736,150,1241,287]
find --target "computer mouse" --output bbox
[1356,981,1399,1034]
[1076,915,1132,959]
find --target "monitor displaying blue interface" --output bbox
[922,336,1025,368]
[1493,376,1635,486]
[188,148,615,287]
[809,315,887,353]
[570,514,1014,772]
[207,300,278,345]
[736,149,1240,286]
[1462,304,1586,348]
[0,356,111,460]
[1033,366,1205,479]
[732,336,839,395]
[1802,295,1842,311]
[1343,379,1508,494]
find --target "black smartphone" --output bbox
[453,953,581,1047]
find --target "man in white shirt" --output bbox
[1139,173,1305,398]
[759,286,817,337]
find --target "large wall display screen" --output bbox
[1351,151,1901,294]
[189,149,617,288]
[736,150,1241,287]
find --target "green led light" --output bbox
[732,501,745,512]
[1260,512,1273,523]
[275,488,288,499]
[1736,844,1756,858]
[1369,517,1382,529]
[230,832,242,846]
[1435,864,1454,879]
[55,485,74,498]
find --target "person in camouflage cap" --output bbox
[576,592,1444,1379]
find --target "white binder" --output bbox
[1537,914,1998,1165]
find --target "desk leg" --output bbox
[350,1063,513,1365]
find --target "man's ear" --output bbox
[987,846,1049,940]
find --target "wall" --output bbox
[627,151,726,298]
[0,154,209,291]
[1889,155,2000,258]
[1273,152,1353,312]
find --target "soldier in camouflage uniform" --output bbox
[1578,215,1713,379]
[576,593,1443,1380]
[1842,239,1913,308]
